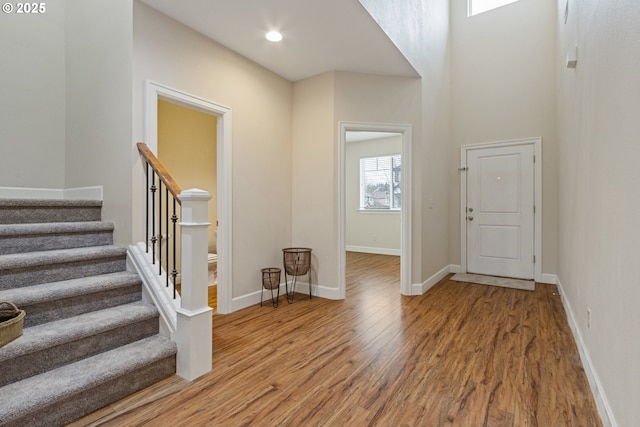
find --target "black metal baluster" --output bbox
[158,181,163,276]
[150,173,157,264]
[145,162,149,253]
[171,199,178,299]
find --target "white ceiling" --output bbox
[141,0,419,82]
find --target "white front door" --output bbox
[466,143,535,279]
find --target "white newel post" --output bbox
[176,188,212,381]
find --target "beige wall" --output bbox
[557,0,640,425]
[65,0,134,245]
[360,0,452,284]
[346,135,402,254]
[292,71,421,289]
[291,72,336,288]
[133,1,292,298]
[157,100,218,251]
[450,0,558,275]
[0,2,66,188]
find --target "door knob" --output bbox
[468,208,474,213]
[468,216,474,221]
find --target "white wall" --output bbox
[0,2,66,188]
[346,135,402,254]
[65,0,134,245]
[359,0,451,284]
[556,0,640,425]
[450,0,558,275]
[133,1,292,299]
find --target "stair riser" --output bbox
[22,284,142,328]
[0,232,113,255]
[0,316,159,387]
[0,206,102,224]
[0,257,126,290]
[2,355,176,427]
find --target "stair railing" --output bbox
[134,142,212,381]
[137,142,182,297]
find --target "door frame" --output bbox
[143,80,233,314]
[339,121,412,297]
[460,137,542,282]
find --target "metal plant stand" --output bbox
[260,267,282,308]
[282,248,312,303]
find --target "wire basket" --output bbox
[282,248,312,276]
[261,268,281,290]
[261,267,282,308]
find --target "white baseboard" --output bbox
[449,264,464,274]
[0,186,103,200]
[346,245,401,256]
[231,282,341,312]
[411,264,452,295]
[0,186,64,199]
[556,277,616,427]
[539,273,557,284]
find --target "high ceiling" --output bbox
[141,0,418,82]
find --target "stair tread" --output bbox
[0,301,158,363]
[0,199,102,208]
[0,245,126,270]
[0,221,114,237]
[0,271,141,306]
[0,335,176,417]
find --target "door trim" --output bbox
[339,121,412,297]
[143,80,233,314]
[460,137,542,282]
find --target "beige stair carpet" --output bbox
[451,273,535,291]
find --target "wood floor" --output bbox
[70,252,601,426]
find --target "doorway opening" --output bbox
[339,122,412,298]
[144,80,233,314]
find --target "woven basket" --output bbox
[0,301,26,348]
[282,248,312,276]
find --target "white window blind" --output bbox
[360,154,401,210]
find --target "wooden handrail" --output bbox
[137,142,182,200]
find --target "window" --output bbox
[360,154,401,210]
[468,0,520,16]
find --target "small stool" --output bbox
[260,268,282,308]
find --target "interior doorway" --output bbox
[339,122,412,298]
[157,99,218,308]
[144,80,233,314]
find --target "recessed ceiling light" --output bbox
[265,31,283,42]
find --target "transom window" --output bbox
[360,154,401,210]
[468,0,520,16]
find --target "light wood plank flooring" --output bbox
[71,252,601,426]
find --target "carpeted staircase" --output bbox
[0,199,176,427]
